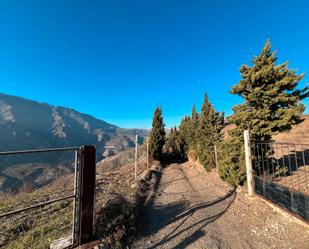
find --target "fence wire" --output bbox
[0,148,78,249]
[252,141,309,195]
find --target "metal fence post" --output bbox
[135,135,138,180]
[146,137,149,169]
[244,130,254,196]
[78,145,96,245]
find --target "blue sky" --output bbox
[0,0,308,128]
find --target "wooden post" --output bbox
[78,145,96,245]
[244,130,254,196]
[135,135,138,180]
[214,145,218,168]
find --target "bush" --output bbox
[218,137,246,186]
[196,145,216,171]
[94,195,136,248]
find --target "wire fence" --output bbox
[0,139,150,249]
[251,140,309,221]
[252,141,309,195]
[0,147,79,249]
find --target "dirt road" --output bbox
[133,162,309,249]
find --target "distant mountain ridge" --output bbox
[0,93,149,192]
[0,92,148,156]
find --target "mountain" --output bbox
[0,93,149,191]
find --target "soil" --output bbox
[133,162,309,249]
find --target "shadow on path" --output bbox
[136,164,236,248]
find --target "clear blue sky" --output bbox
[1,0,308,128]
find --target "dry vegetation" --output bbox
[0,145,150,249]
[273,115,309,144]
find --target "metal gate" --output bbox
[0,145,96,248]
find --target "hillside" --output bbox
[222,115,309,144]
[273,115,309,144]
[0,93,148,154]
[0,93,149,192]
[0,146,149,249]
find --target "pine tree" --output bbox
[179,115,192,152]
[179,105,200,152]
[218,136,246,186]
[219,39,309,186]
[190,105,199,147]
[191,105,199,131]
[230,39,308,141]
[149,107,166,161]
[165,126,186,161]
[195,94,222,170]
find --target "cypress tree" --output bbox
[149,107,166,161]
[190,105,200,147]
[165,126,186,161]
[191,105,199,131]
[179,105,200,151]
[196,94,222,170]
[179,115,192,152]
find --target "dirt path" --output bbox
[133,162,309,249]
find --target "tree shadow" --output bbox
[252,146,309,221]
[136,186,236,248]
[159,171,205,193]
[254,147,309,178]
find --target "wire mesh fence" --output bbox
[252,141,309,195]
[251,140,309,221]
[0,148,79,249]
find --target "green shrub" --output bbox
[196,145,216,171]
[218,137,246,186]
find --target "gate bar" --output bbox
[0,194,75,218]
[77,145,96,245]
[0,147,79,156]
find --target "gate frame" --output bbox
[0,145,96,248]
[76,145,96,246]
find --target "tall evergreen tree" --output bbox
[230,39,308,141]
[190,105,200,147]
[165,126,186,161]
[191,105,199,131]
[219,39,309,186]
[195,94,222,170]
[179,105,200,151]
[179,115,192,152]
[149,107,166,161]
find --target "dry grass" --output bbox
[0,145,149,249]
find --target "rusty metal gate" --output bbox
[0,145,96,248]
